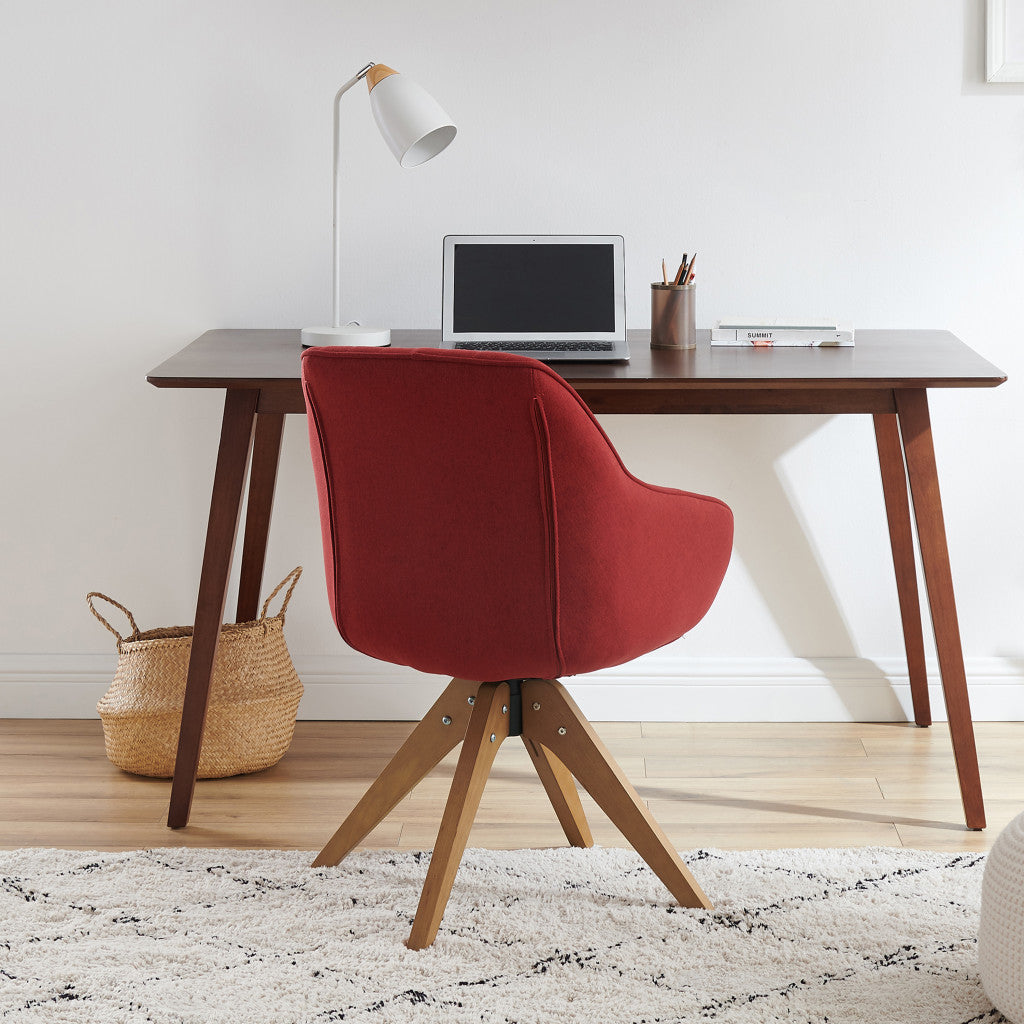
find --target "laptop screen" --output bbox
[441,235,627,351]
[452,242,616,334]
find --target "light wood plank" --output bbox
[893,823,1003,852]
[660,821,904,851]
[399,821,634,850]
[635,776,885,801]
[3,719,1023,855]
[0,820,402,851]
[640,721,872,756]
[876,773,1023,802]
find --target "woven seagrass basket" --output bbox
[87,567,304,779]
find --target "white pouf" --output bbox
[980,810,1024,1023]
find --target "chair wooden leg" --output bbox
[521,678,712,910]
[523,736,593,848]
[312,678,481,868]
[407,681,511,950]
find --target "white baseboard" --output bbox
[2,652,1023,721]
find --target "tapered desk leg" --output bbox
[895,389,985,830]
[236,413,286,623]
[873,412,931,726]
[167,388,259,829]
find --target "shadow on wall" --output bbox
[609,412,912,721]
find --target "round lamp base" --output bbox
[300,325,392,348]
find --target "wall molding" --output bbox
[2,652,1023,721]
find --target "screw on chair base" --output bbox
[311,676,711,950]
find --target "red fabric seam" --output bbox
[530,385,565,678]
[301,378,355,652]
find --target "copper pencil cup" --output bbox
[651,283,696,350]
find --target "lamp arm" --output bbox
[332,63,375,328]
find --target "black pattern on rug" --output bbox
[0,846,1008,1023]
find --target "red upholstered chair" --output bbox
[301,346,733,949]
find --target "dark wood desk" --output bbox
[148,328,1006,831]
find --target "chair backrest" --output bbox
[301,347,732,682]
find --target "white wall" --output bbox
[2,0,1022,721]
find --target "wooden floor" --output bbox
[3,719,1022,854]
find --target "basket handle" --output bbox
[86,592,142,645]
[260,566,303,622]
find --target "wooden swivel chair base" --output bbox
[312,677,711,951]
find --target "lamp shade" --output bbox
[368,70,457,167]
[301,62,456,349]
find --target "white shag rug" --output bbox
[0,846,1005,1024]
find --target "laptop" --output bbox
[441,234,629,362]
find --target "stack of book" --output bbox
[710,319,854,347]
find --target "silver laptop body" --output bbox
[441,234,629,362]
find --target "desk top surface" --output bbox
[148,329,1006,391]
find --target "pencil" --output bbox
[683,252,697,285]
[672,254,688,286]
[661,258,668,285]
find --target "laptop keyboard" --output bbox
[454,341,615,352]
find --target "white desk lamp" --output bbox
[301,63,457,348]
